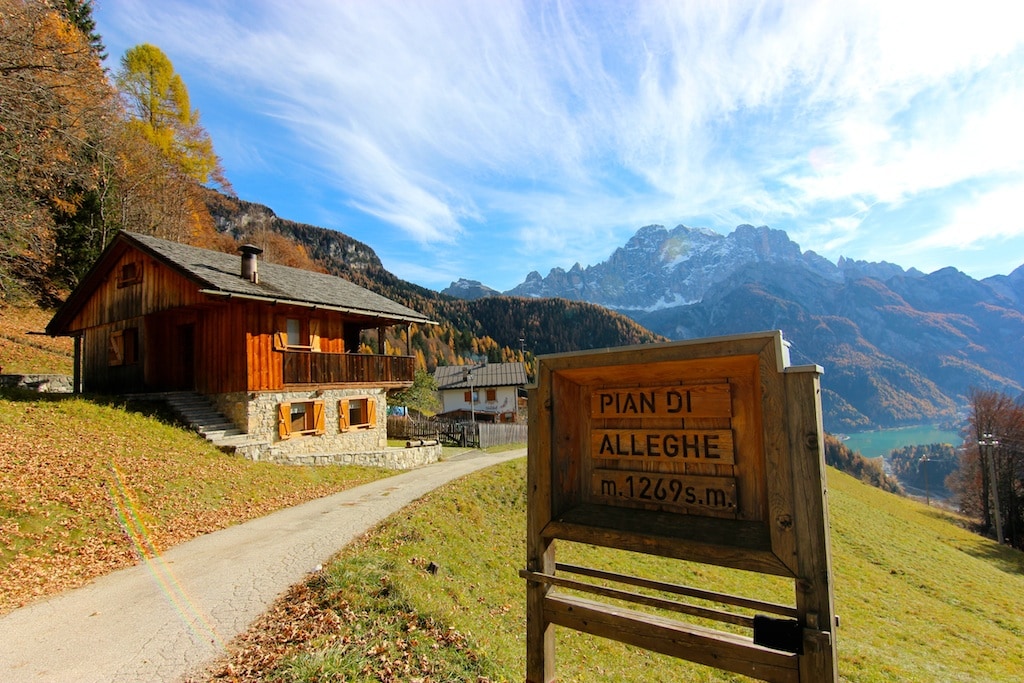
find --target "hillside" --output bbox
[209,457,1024,682]
[0,306,73,375]
[0,390,393,614]
[203,190,666,371]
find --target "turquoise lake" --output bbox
[842,425,962,459]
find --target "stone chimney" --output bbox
[239,244,263,284]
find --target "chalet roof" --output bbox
[433,362,528,390]
[48,231,434,334]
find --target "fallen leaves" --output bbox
[202,571,495,683]
[0,392,391,614]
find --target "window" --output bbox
[274,316,321,351]
[117,262,142,287]
[464,390,478,403]
[277,401,325,439]
[286,318,303,346]
[108,327,139,366]
[339,397,376,431]
[486,388,497,402]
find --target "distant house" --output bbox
[46,231,435,465]
[433,362,527,422]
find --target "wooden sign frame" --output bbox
[522,331,837,682]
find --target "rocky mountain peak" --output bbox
[440,278,500,300]
[506,223,820,310]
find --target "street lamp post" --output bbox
[979,433,1003,544]
[920,455,931,506]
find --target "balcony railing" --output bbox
[282,351,415,386]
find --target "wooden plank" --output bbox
[556,563,797,618]
[590,383,732,418]
[760,335,800,576]
[538,333,782,382]
[544,594,799,683]
[551,372,584,514]
[520,569,755,627]
[590,428,735,464]
[784,368,838,682]
[544,505,794,577]
[589,469,738,516]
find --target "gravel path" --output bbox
[0,448,525,682]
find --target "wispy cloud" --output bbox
[97,0,1024,287]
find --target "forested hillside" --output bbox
[205,191,666,372]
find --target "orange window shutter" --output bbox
[273,315,287,350]
[309,319,321,352]
[338,399,350,431]
[464,390,472,402]
[108,331,123,366]
[367,398,377,427]
[313,401,325,434]
[278,403,291,439]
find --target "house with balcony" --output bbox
[46,231,435,466]
[434,362,527,422]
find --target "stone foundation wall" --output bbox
[0,374,74,393]
[211,387,439,469]
[274,443,442,469]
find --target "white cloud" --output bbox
[96,0,1024,286]
[915,183,1024,250]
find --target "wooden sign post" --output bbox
[522,331,837,683]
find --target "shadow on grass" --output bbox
[0,387,187,429]
[914,506,1024,575]
[958,540,1024,575]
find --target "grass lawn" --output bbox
[209,458,1024,682]
[0,305,73,375]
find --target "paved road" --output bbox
[0,448,525,682]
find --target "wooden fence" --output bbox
[386,415,438,440]
[387,417,528,450]
[478,422,528,449]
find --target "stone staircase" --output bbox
[162,391,255,453]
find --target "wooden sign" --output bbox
[522,331,838,683]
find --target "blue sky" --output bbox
[94,0,1024,293]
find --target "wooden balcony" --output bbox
[282,351,415,386]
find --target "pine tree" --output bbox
[54,0,105,61]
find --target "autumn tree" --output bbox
[55,0,105,60]
[0,0,119,298]
[115,43,227,188]
[950,389,1024,547]
[112,43,233,247]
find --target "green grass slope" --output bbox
[212,458,1024,682]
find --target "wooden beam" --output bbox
[544,594,799,683]
[784,367,839,681]
[525,380,556,683]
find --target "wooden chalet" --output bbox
[47,231,435,464]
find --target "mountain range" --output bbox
[445,224,1024,431]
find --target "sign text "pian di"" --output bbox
[591,383,732,419]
